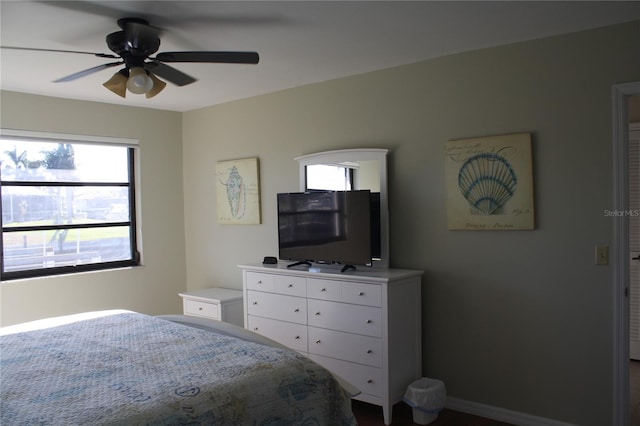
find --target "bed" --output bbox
[0,310,358,425]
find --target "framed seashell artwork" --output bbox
[445,133,534,230]
[216,157,261,224]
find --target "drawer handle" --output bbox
[294,308,300,312]
[315,312,321,316]
[367,349,373,354]
[253,301,258,305]
[358,292,365,296]
[257,280,262,284]
[366,319,372,324]
[315,340,321,344]
[198,307,203,311]
[253,327,259,331]
[288,284,293,288]
[367,379,374,384]
[295,336,300,340]
[321,288,327,292]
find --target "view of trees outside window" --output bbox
[0,139,136,277]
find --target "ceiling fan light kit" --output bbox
[1,16,259,100]
[102,67,166,99]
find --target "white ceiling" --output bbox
[2,1,640,112]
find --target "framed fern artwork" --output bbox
[215,157,261,225]
[445,133,534,230]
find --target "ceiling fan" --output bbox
[1,17,260,99]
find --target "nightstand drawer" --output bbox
[183,299,219,320]
[179,288,243,325]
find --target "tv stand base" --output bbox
[287,260,312,268]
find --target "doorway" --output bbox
[631,120,640,362]
[613,83,640,426]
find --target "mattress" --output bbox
[0,310,357,425]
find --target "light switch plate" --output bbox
[595,245,609,265]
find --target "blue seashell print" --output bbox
[458,152,517,215]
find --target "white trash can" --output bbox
[403,377,446,425]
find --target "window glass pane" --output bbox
[1,140,129,183]
[2,186,129,226]
[3,226,132,272]
[306,164,352,190]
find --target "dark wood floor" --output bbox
[351,400,514,426]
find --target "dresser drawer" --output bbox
[309,354,383,397]
[307,278,342,301]
[308,327,382,367]
[307,278,382,307]
[183,299,219,320]
[248,315,307,352]
[341,281,382,307]
[247,290,307,325]
[275,275,307,297]
[246,272,276,292]
[308,299,381,337]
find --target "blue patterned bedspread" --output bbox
[0,310,357,425]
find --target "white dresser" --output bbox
[239,262,422,425]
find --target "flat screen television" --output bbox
[277,190,372,268]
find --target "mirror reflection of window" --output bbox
[306,164,353,191]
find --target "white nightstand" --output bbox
[179,288,243,326]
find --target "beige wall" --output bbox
[182,21,640,426]
[0,92,186,324]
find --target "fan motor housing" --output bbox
[106,17,161,63]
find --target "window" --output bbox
[0,130,139,280]
[305,164,354,191]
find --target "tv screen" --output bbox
[278,190,372,266]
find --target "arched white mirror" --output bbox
[295,148,389,268]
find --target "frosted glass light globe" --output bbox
[127,67,153,95]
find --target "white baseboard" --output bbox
[446,397,576,426]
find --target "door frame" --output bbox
[613,81,640,426]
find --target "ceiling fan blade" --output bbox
[36,1,124,20]
[38,1,287,29]
[155,51,259,64]
[145,61,197,87]
[53,61,124,82]
[0,46,118,59]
